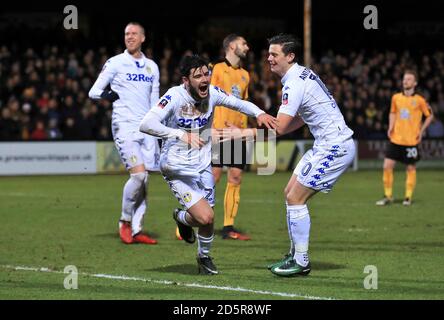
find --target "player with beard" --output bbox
[139,55,276,274]
[210,34,253,241]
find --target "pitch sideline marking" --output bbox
[1,264,336,300]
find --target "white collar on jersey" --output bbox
[281,63,300,85]
[124,49,146,68]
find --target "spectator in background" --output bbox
[30,119,48,140]
[47,118,63,140]
[427,117,444,138]
[1,36,444,142]
[0,107,21,140]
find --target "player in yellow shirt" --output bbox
[376,70,433,206]
[211,34,252,240]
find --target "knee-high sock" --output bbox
[197,234,214,257]
[132,173,148,235]
[287,204,311,267]
[285,201,295,256]
[121,172,146,226]
[383,169,394,198]
[224,182,240,227]
[405,169,416,199]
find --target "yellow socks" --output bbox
[383,168,394,198]
[405,169,416,199]
[224,182,240,227]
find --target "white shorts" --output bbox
[162,165,215,209]
[294,138,356,193]
[112,122,160,171]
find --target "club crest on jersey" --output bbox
[400,108,410,119]
[231,85,241,99]
[182,192,192,203]
[282,93,289,105]
[146,66,152,74]
[130,155,138,164]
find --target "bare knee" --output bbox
[228,175,242,185]
[383,159,395,170]
[198,212,214,226]
[286,193,305,205]
[285,183,314,205]
[228,169,242,185]
[284,186,290,197]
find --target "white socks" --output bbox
[285,201,295,256]
[131,173,148,235]
[177,209,192,226]
[198,234,214,257]
[121,172,148,233]
[286,203,311,267]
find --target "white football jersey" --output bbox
[89,49,160,127]
[278,63,353,147]
[140,84,264,177]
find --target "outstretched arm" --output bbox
[212,86,277,129]
[215,113,304,142]
[275,113,305,136]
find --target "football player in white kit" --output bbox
[219,34,356,276]
[267,34,356,276]
[89,22,160,245]
[139,55,276,274]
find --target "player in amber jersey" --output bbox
[211,34,252,240]
[376,70,433,206]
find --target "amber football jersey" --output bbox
[390,93,431,146]
[211,60,250,129]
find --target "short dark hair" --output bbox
[126,22,145,35]
[404,69,418,81]
[179,54,209,78]
[222,34,241,52]
[268,33,301,62]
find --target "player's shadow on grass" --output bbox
[95,233,118,239]
[255,260,345,271]
[94,231,161,239]
[148,264,198,275]
[310,261,345,270]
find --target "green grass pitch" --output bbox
[0,170,443,300]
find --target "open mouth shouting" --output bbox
[198,83,209,98]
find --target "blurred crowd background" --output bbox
[1,0,444,141]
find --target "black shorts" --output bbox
[211,140,247,170]
[385,142,421,164]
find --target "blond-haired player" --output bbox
[376,70,433,206]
